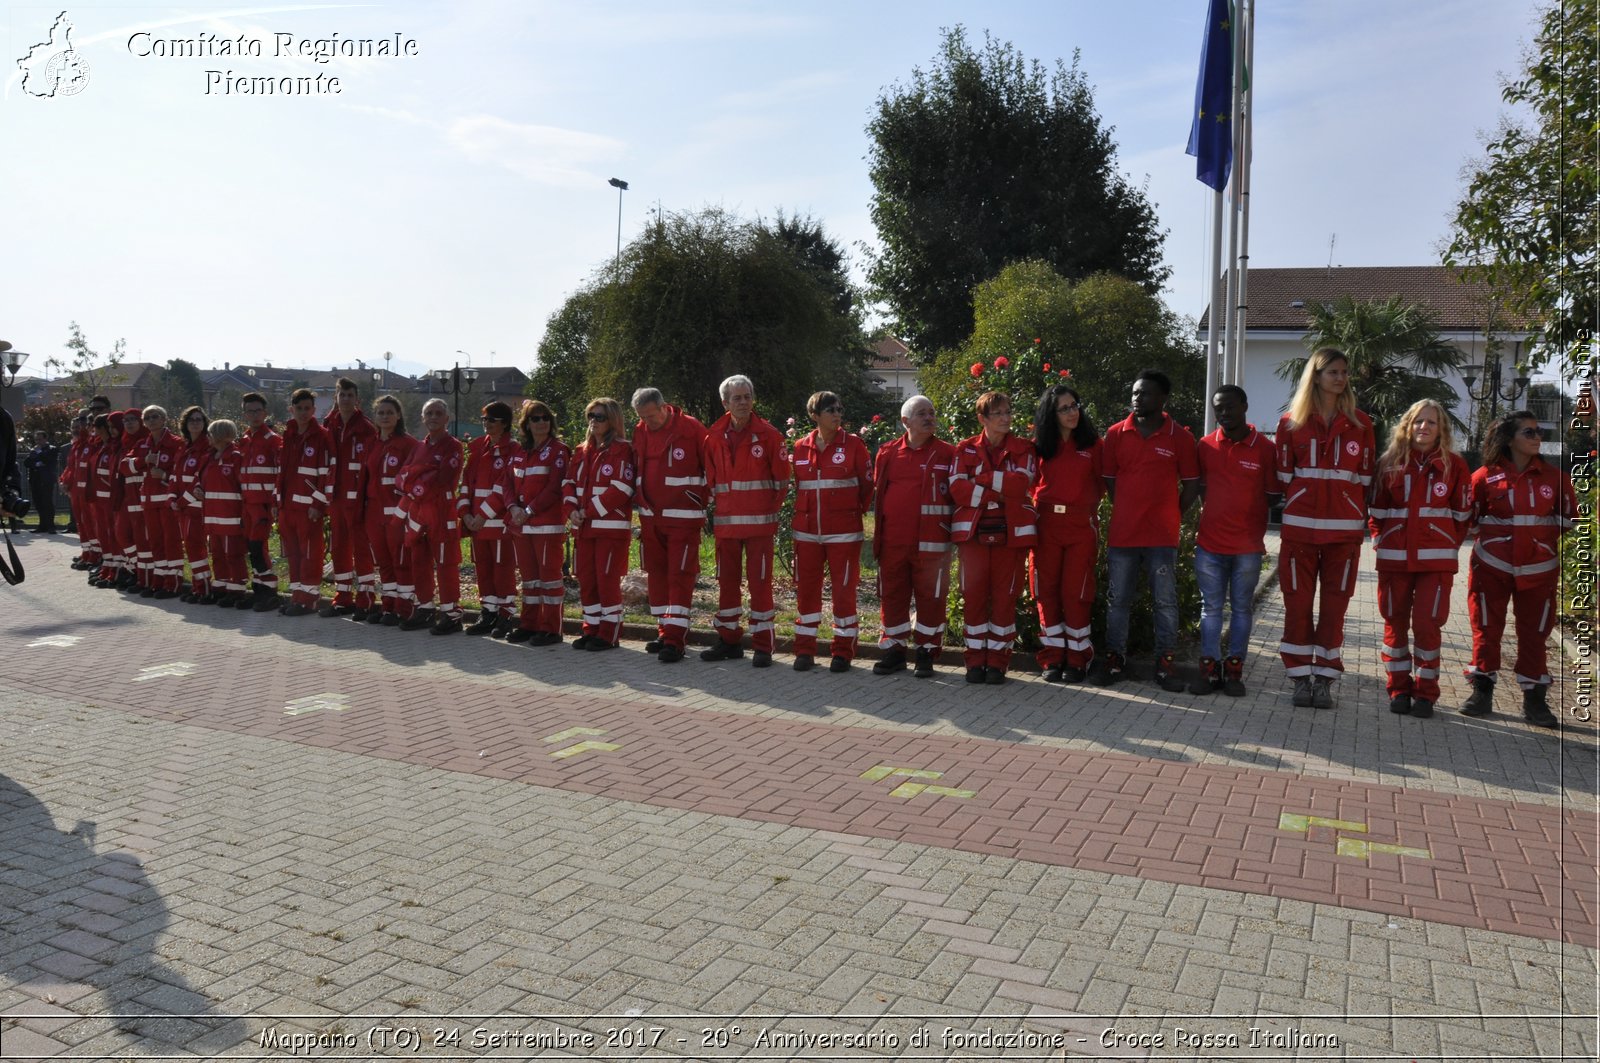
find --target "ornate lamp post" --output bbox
[433,361,478,436]
[1463,356,1530,427]
[1,344,28,388]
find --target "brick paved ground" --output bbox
[2,532,1596,1060]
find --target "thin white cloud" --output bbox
[446,114,626,187]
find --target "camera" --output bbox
[1,488,30,518]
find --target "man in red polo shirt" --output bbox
[1192,385,1281,696]
[1092,369,1199,690]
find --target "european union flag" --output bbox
[1185,0,1234,191]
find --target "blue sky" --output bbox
[2,0,1540,379]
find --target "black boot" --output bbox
[1523,685,1558,728]
[1460,675,1495,717]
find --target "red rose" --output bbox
[1042,362,1051,372]
[871,414,882,423]
[1059,369,1070,378]
[970,363,984,377]
[994,356,1009,369]
[1033,337,1041,344]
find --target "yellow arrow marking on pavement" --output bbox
[543,727,609,743]
[861,765,945,783]
[888,782,977,799]
[1278,812,1367,834]
[29,635,82,648]
[549,740,620,759]
[1335,837,1431,861]
[133,662,196,682]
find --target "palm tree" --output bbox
[1276,294,1465,439]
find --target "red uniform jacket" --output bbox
[324,408,377,513]
[632,405,710,528]
[1275,408,1375,544]
[1368,449,1471,572]
[175,436,213,514]
[1470,457,1577,587]
[117,425,150,513]
[458,433,515,539]
[362,431,416,523]
[948,432,1038,547]
[135,429,185,509]
[563,438,635,539]
[239,425,283,511]
[91,437,122,508]
[395,431,464,535]
[1032,438,1104,547]
[508,437,571,536]
[792,429,872,544]
[707,413,789,540]
[872,433,957,556]
[278,419,336,514]
[200,444,245,533]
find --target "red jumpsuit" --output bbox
[361,431,416,619]
[1468,457,1577,691]
[239,424,283,596]
[278,419,336,607]
[707,413,790,654]
[564,438,635,645]
[62,433,98,566]
[792,429,873,660]
[460,433,517,621]
[174,436,213,597]
[116,422,151,587]
[200,444,248,596]
[396,431,465,619]
[948,432,1039,672]
[324,408,378,610]
[135,427,185,593]
[632,406,711,650]
[1274,408,1376,679]
[508,437,571,636]
[90,437,123,583]
[872,433,957,655]
[1369,449,1472,702]
[1031,439,1104,671]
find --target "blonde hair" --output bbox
[586,397,625,444]
[1377,399,1456,474]
[1285,348,1357,429]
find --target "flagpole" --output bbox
[1231,0,1256,390]
[1222,0,1246,389]
[1205,187,1224,435]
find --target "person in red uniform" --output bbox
[197,419,249,607]
[631,387,711,663]
[1463,411,1577,728]
[238,392,284,611]
[872,394,957,679]
[321,377,379,619]
[61,412,97,571]
[116,409,151,591]
[1367,399,1471,719]
[1275,348,1376,709]
[704,374,790,668]
[359,395,415,626]
[1030,385,1104,684]
[1095,371,1200,691]
[88,415,124,588]
[461,401,518,636]
[277,389,336,616]
[948,391,1038,685]
[1193,385,1281,696]
[173,406,214,603]
[506,399,571,646]
[134,406,186,598]
[396,398,466,634]
[565,398,635,650]
[792,390,874,672]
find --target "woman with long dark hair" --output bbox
[1030,385,1102,682]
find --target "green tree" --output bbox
[46,322,126,398]
[1278,295,1465,440]
[866,26,1168,358]
[1445,0,1596,367]
[158,358,205,412]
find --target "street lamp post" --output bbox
[608,177,628,267]
[433,362,479,436]
[1,346,30,414]
[1463,355,1530,428]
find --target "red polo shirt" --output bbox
[1103,413,1199,548]
[1197,425,1279,554]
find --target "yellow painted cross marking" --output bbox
[549,740,620,760]
[1336,838,1432,861]
[543,727,609,744]
[1278,812,1367,834]
[861,765,945,783]
[888,782,977,800]
[133,662,196,682]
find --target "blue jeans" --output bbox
[1106,546,1178,656]
[1194,546,1264,659]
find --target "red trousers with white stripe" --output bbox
[640,520,701,649]
[178,510,210,596]
[959,541,1027,671]
[793,538,861,659]
[364,508,407,617]
[207,533,247,594]
[1377,570,1452,702]
[145,504,182,593]
[1031,538,1097,670]
[1277,540,1361,679]
[470,535,516,618]
[243,504,278,594]
[713,537,777,654]
[407,519,462,619]
[1468,560,1557,690]
[513,534,566,635]
[575,535,626,644]
[328,504,375,609]
[877,542,950,654]
[279,507,326,606]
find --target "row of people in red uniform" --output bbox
[55,355,1576,728]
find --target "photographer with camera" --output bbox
[1,404,27,583]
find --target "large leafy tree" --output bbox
[1445,0,1596,367]
[1277,295,1464,440]
[866,27,1168,359]
[529,208,886,438]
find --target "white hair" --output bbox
[719,375,755,403]
[141,404,168,420]
[421,398,448,416]
[900,394,934,419]
[631,386,664,410]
